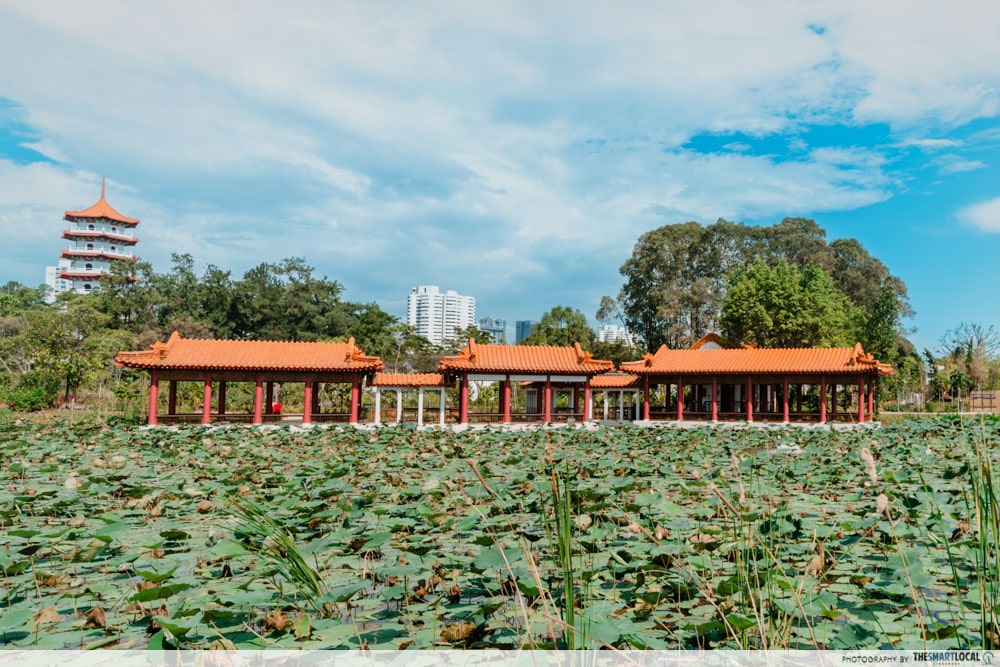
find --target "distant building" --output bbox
[44,180,140,303]
[597,324,637,346]
[515,320,537,344]
[478,316,507,344]
[406,285,476,346]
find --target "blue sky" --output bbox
[2,1,1000,352]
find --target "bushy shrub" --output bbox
[5,371,61,412]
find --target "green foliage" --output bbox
[522,305,595,348]
[3,370,60,411]
[617,218,910,353]
[720,261,859,348]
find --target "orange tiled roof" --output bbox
[621,342,893,377]
[372,373,451,388]
[115,332,384,372]
[64,183,139,226]
[590,373,641,389]
[438,339,614,375]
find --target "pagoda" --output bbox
[45,180,140,301]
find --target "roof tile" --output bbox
[620,344,893,376]
[115,332,384,372]
[438,340,614,375]
[373,373,450,387]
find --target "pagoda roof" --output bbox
[621,342,893,377]
[64,181,139,226]
[115,332,384,373]
[439,339,614,376]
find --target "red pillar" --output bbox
[349,376,360,424]
[782,377,790,423]
[819,377,827,423]
[148,370,159,426]
[677,377,684,421]
[711,376,719,421]
[218,381,227,416]
[746,377,754,422]
[586,377,594,420]
[502,377,511,423]
[867,377,875,420]
[858,377,865,423]
[544,377,552,422]
[253,375,263,424]
[167,380,177,416]
[311,382,320,416]
[303,378,313,424]
[459,375,469,424]
[201,374,212,425]
[642,376,650,420]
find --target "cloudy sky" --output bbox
[2,1,1000,350]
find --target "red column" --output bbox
[586,377,594,420]
[253,375,263,424]
[819,377,827,423]
[858,377,865,423]
[303,378,313,424]
[459,375,469,424]
[746,377,753,422]
[349,375,360,424]
[502,377,511,423]
[782,377,790,423]
[544,377,552,422]
[148,370,159,426]
[311,383,320,416]
[201,374,212,424]
[167,380,177,416]
[867,377,875,420]
[218,381,227,416]
[677,377,684,421]
[642,376,650,420]
[712,376,719,422]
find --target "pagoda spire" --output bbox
[100,178,106,200]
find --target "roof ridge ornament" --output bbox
[468,338,477,362]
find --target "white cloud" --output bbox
[958,197,1000,232]
[934,155,987,175]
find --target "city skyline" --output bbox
[3,3,1000,351]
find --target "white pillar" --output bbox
[396,389,403,424]
[634,391,640,421]
[603,392,609,420]
[417,389,425,427]
[618,390,625,420]
[374,390,382,425]
[439,389,446,426]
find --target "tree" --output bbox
[442,325,494,354]
[616,218,912,353]
[720,261,859,348]
[522,306,595,348]
[939,322,1000,390]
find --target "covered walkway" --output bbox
[115,333,384,425]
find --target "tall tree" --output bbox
[720,261,859,348]
[522,306,596,348]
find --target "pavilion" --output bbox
[115,332,384,425]
[438,339,614,423]
[619,334,893,423]
[370,373,453,427]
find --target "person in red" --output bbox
[271,384,282,415]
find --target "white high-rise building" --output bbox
[407,285,476,345]
[597,324,638,346]
[44,180,140,303]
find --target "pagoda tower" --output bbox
[45,180,140,301]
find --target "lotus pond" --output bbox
[1,415,999,650]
